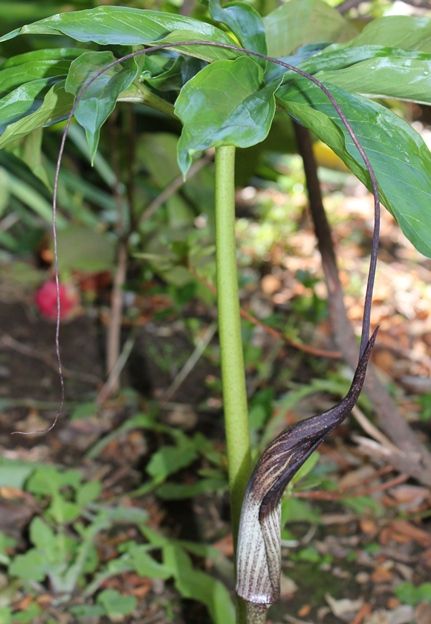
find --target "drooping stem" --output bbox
[293,121,431,483]
[215,145,251,541]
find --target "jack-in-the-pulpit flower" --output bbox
[236,328,378,606]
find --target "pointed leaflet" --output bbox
[65,51,138,162]
[0,82,73,151]
[0,6,236,62]
[236,331,377,604]
[0,80,52,135]
[209,0,267,59]
[315,49,431,105]
[277,78,431,258]
[0,49,82,137]
[0,48,83,96]
[295,41,431,105]
[175,57,279,175]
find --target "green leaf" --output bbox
[307,46,431,105]
[342,495,383,516]
[395,582,431,606]
[163,544,235,624]
[0,82,74,151]
[176,57,278,175]
[26,465,82,496]
[281,498,320,525]
[209,0,267,57]
[346,15,431,52]
[291,451,320,485]
[153,29,238,63]
[70,605,105,618]
[131,546,172,579]
[70,401,98,420]
[419,393,431,422]
[0,6,235,51]
[57,225,115,273]
[263,0,356,57]
[12,604,42,623]
[278,78,431,257]
[92,505,148,525]
[48,493,81,524]
[0,531,16,566]
[76,481,101,508]
[156,477,225,500]
[0,458,39,489]
[146,440,198,481]
[0,48,82,96]
[9,549,47,582]
[65,51,138,161]
[0,80,51,135]
[30,517,56,551]
[9,128,50,186]
[97,589,137,618]
[3,168,60,223]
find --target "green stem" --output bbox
[215,145,251,543]
[246,604,267,624]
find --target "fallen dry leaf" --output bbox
[371,564,394,584]
[415,602,431,624]
[325,594,363,621]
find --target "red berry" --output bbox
[35,280,79,320]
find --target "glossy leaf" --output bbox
[0,6,235,50]
[278,78,431,257]
[297,44,431,105]
[209,0,267,57]
[147,30,237,62]
[65,51,138,161]
[0,80,51,135]
[0,48,82,96]
[176,57,278,175]
[317,50,431,105]
[346,15,431,52]
[0,82,73,150]
[263,0,356,57]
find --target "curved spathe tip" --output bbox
[236,329,378,605]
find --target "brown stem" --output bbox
[105,239,128,397]
[293,121,431,485]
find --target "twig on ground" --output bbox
[353,434,427,479]
[293,121,431,486]
[0,335,100,384]
[97,332,136,405]
[293,472,408,501]
[351,406,399,453]
[163,323,217,403]
[352,603,372,624]
[105,240,128,397]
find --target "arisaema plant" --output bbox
[1,1,431,622]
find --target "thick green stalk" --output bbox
[215,145,251,541]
